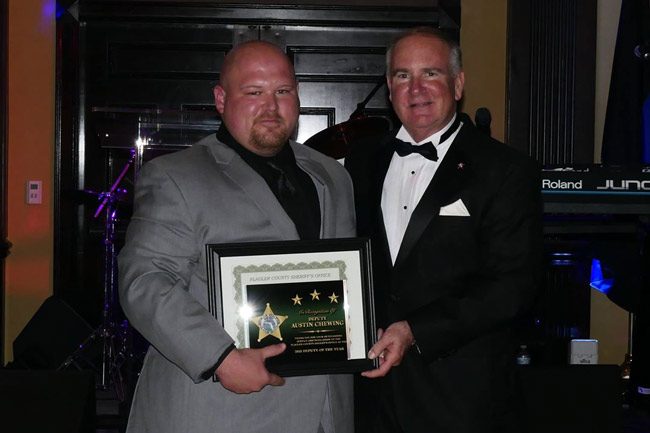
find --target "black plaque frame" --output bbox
[206,237,377,376]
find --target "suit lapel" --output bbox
[374,134,398,269]
[393,127,472,270]
[203,136,300,239]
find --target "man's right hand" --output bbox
[215,343,286,394]
[362,321,415,378]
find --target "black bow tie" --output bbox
[393,139,439,161]
[393,115,462,162]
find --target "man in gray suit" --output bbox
[118,41,355,433]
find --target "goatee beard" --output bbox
[250,122,290,154]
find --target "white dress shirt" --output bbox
[381,115,462,264]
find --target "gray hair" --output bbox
[385,27,463,77]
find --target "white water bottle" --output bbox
[516,344,531,365]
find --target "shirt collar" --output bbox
[395,113,461,146]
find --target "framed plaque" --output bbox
[206,237,377,376]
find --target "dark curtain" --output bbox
[602,0,650,164]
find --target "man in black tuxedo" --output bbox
[345,27,543,432]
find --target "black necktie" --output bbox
[393,139,439,161]
[266,161,296,199]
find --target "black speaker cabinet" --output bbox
[0,370,95,433]
[518,365,621,433]
[12,296,93,369]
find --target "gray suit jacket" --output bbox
[118,134,356,433]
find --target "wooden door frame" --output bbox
[0,0,9,365]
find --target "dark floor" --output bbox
[1,366,647,432]
[96,410,650,433]
[94,391,650,433]
[623,406,650,433]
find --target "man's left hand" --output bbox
[361,320,414,378]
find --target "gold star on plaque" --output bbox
[328,293,339,304]
[310,289,321,301]
[251,303,288,342]
[291,294,303,305]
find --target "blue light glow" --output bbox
[56,4,67,19]
[43,1,67,20]
[41,0,55,19]
[590,258,614,294]
[641,95,650,164]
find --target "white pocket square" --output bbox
[439,199,470,216]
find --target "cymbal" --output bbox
[303,116,390,159]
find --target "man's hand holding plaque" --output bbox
[216,344,286,394]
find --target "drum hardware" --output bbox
[60,149,137,402]
[303,79,390,159]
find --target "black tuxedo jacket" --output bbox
[346,121,543,433]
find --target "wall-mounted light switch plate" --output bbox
[26,180,43,204]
